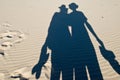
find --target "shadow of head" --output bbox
[69,3,78,10]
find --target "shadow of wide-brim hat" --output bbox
[59,5,68,10]
[69,3,78,9]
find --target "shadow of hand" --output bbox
[32,52,49,79]
[99,46,120,74]
[32,63,43,79]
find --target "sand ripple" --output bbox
[0,30,26,55]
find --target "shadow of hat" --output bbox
[59,5,67,10]
[69,3,78,9]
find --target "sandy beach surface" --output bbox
[0,0,120,80]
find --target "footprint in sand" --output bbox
[10,67,32,80]
[0,50,4,56]
[0,29,26,56]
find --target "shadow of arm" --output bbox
[32,44,49,79]
[85,21,104,47]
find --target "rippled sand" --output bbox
[0,0,120,80]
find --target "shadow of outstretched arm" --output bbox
[85,21,104,47]
[85,21,120,74]
[32,44,49,79]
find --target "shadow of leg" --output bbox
[50,65,61,80]
[75,66,88,80]
[87,61,103,80]
[62,66,73,80]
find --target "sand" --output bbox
[0,0,120,80]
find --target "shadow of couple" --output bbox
[32,2,120,80]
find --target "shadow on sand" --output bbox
[32,3,120,80]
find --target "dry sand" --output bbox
[0,0,120,80]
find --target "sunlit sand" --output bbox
[0,0,120,80]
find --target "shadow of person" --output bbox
[32,2,120,80]
[99,46,120,74]
[32,5,73,80]
[68,3,103,80]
